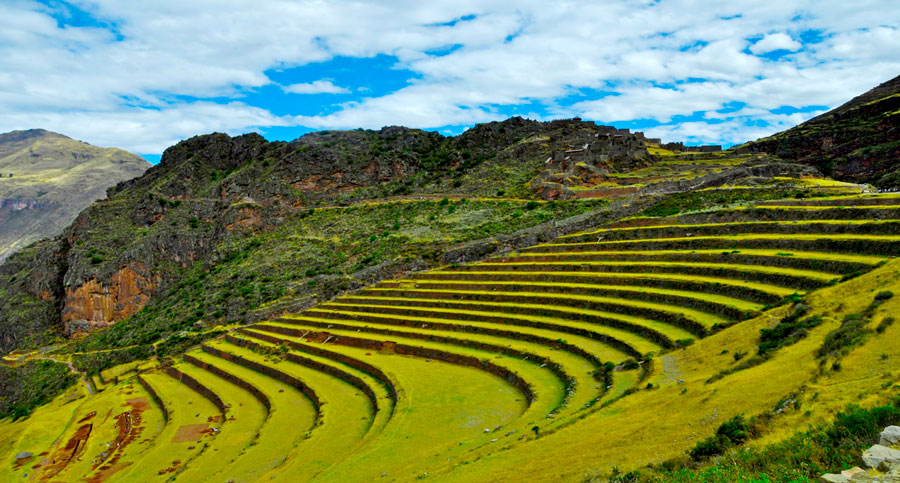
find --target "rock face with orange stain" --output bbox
[62,263,159,335]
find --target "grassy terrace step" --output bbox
[380,279,762,320]
[417,270,795,305]
[600,208,900,230]
[561,220,900,243]
[521,234,900,257]
[203,337,378,478]
[752,204,900,210]
[354,288,728,334]
[756,195,900,206]
[118,370,222,481]
[257,316,605,416]
[259,332,529,482]
[184,350,320,480]
[20,378,166,482]
[169,362,267,482]
[300,302,661,356]
[323,295,695,347]
[244,320,567,417]
[277,312,612,372]
[459,261,833,291]
[494,250,879,278]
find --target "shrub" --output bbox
[496,189,505,196]
[875,291,894,301]
[689,415,749,460]
[876,317,895,334]
[525,200,539,210]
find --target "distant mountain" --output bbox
[748,74,900,187]
[0,129,151,262]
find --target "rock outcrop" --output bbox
[822,427,900,482]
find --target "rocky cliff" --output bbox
[0,129,151,262]
[0,118,640,356]
[747,74,900,188]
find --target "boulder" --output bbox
[881,426,900,447]
[821,474,850,483]
[862,445,900,471]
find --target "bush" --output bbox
[689,415,749,460]
[525,200,539,210]
[875,291,894,301]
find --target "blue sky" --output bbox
[1,1,899,162]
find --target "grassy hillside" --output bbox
[0,129,150,261]
[1,189,898,481]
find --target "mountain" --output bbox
[2,94,898,481]
[0,129,151,262]
[747,74,900,187]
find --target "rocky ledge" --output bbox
[822,426,900,482]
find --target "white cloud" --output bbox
[282,80,350,95]
[751,33,802,54]
[0,0,898,153]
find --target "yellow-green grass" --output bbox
[360,287,730,330]
[533,233,900,248]
[507,248,888,266]
[0,385,88,481]
[303,302,662,356]
[290,308,633,363]
[485,260,837,283]
[332,294,697,344]
[599,369,640,405]
[429,260,900,482]
[258,332,529,482]
[761,193,900,203]
[390,278,763,313]
[60,378,166,482]
[113,369,221,482]
[565,219,900,239]
[0,378,167,482]
[251,320,566,423]
[205,337,379,478]
[259,316,602,418]
[185,349,320,481]
[168,361,267,482]
[425,270,799,299]
[750,204,900,210]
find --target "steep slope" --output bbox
[0,118,657,358]
[748,74,900,187]
[0,129,150,262]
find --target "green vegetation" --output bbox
[643,397,900,482]
[0,359,77,420]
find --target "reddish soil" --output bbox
[171,424,209,443]
[35,423,92,479]
[82,397,149,483]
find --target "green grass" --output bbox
[395,279,763,312]
[481,261,838,283]
[205,337,381,477]
[513,248,887,266]
[336,294,697,343]
[115,370,221,482]
[567,219,900,239]
[183,350,319,481]
[262,316,603,418]
[362,287,729,329]
[168,362,267,482]
[233,331,529,482]
[429,270,799,298]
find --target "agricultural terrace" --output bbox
[2,192,899,481]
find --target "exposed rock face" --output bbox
[822,430,900,482]
[882,426,900,447]
[62,263,159,335]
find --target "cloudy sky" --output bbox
[2,0,899,161]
